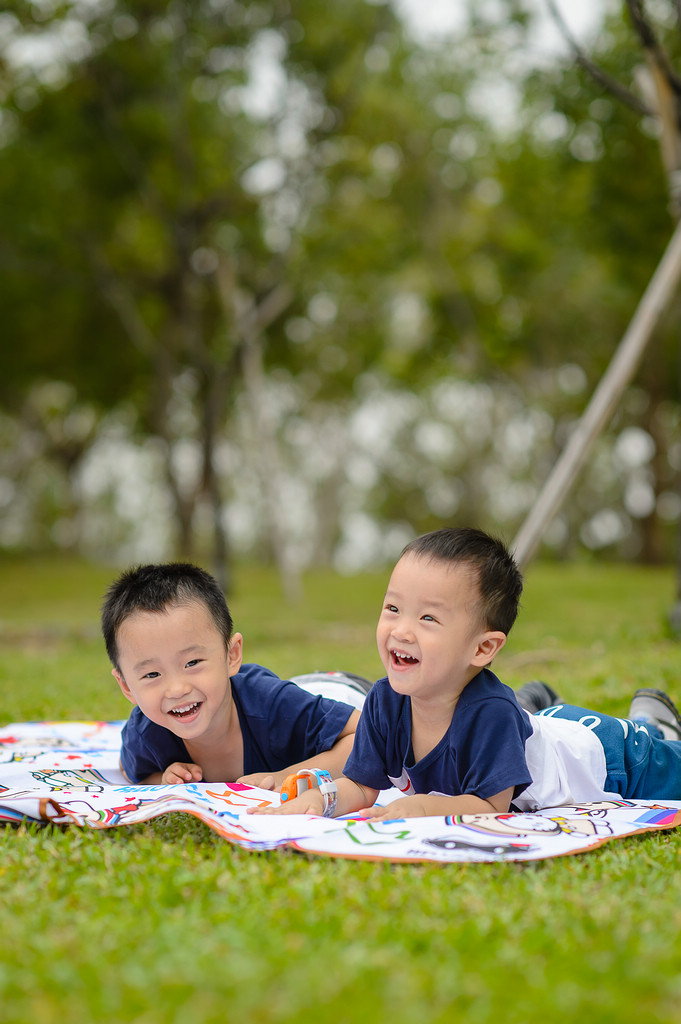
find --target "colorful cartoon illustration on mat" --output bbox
[556,800,634,815]
[52,790,256,836]
[423,836,536,857]
[1,736,80,750]
[30,768,111,792]
[629,805,681,827]
[2,719,680,863]
[52,796,144,826]
[205,785,274,811]
[321,818,414,847]
[452,810,613,840]
[0,803,39,823]
[553,800,681,831]
[0,750,45,765]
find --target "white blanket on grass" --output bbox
[1,720,680,864]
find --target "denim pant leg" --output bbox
[598,715,681,799]
[543,705,681,800]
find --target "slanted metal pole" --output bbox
[513,218,681,568]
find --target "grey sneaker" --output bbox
[515,680,561,715]
[628,688,681,741]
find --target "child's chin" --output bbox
[387,673,415,694]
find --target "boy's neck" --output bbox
[409,665,489,763]
[184,689,245,783]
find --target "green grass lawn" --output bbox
[1,554,681,1024]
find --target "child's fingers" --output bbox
[248,792,323,816]
[237,772,276,790]
[163,762,202,784]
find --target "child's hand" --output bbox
[357,796,428,820]
[248,788,325,816]
[161,762,203,785]
[237,772,276,791]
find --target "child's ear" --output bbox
[112,668,137,705]
[472,631,507,667]
[228,632,244,676]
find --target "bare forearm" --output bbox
[413,793,506,816]
[119,760,162,785]
[364,788,513,820]
[333,776,379,816]
[140,772,164,784]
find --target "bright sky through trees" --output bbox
[395,0,604,55]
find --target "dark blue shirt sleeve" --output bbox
[236,672,355,775]
[120,708,189,783]
[342,683,395,791]
[453,698,532,800]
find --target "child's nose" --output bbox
[165,673,191,696]
[391,618,414,642]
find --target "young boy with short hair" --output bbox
[101,563,361,786]
[254,527,681,819]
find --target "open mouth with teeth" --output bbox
[168,701,202,720]
[390,649,419,668]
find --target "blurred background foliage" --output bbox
[1,0,680,593]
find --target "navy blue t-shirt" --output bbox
[343,668,533,802]
[120,662,355,783]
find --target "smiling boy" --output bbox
[253,527,681,819]
[101,563,360,786]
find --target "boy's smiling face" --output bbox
[376,553,506,703]
[113,599,243,741]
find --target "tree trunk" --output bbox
[513,219,681,567]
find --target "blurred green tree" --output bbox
[482,1,681,565]
[0,0,494,587]
[1,0,680,581]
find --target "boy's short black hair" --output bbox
[101,563,233,672]
[400,527,522,635]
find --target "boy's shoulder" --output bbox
[361,677,406,726]
[124,704,155,736]
[233,662,283,688]
[232,662,314,701]
[366,670,519,713]
[456,670,532,743]
[459,668,519,708]
[231,663,347,719]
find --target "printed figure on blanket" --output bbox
[1,720,680,863]
[29,768,112,792]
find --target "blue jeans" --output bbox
[534,704,681,800]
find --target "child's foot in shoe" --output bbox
[628,688,681,741]
[515,680,561,715]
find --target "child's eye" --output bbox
[185,658,202,668]
[142,671,160,680]
[384,604,398,614]
[421,614,437,622]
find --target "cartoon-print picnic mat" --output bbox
[2,720,681,864]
